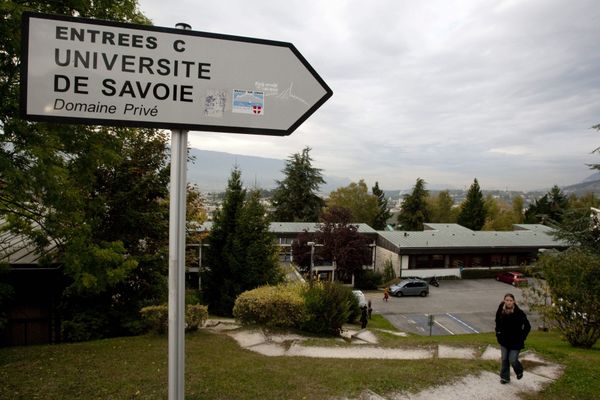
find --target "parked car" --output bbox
[352,290,367,307]
[496,271,528,286]
[389,279,429,297]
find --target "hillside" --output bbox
[187,149,600,198]
[187,148,350,193]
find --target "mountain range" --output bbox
[187,148,350,193]
[187,148,600,196]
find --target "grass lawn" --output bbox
[1,320,598,399]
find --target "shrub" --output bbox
[345,288,361,324]
[140,305,168,334]
[382,259,395,283]
[233,283,306,328]
[186,304,209,331]
[300,281,353,335]
[61,312,110,342]
[354,269,383,290]
[534,248,600,348]
[140,304,210,334]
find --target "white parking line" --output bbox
[446,313,479,333]
[434,320,454,335]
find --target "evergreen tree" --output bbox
[203,170,282,316]
[234,190,282,289]
[371,181,392,230]
[524,185,569,225]
[457,179,486,230]
[397,178,430,230]
[202,168,246,316]
[271,147,325,222]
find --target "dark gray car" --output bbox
[389,279,429,297]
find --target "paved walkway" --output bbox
[204,320,563,400]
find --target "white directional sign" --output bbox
[20,12,332,136]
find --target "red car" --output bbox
[496,271,528,286]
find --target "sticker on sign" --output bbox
[232,90,264,115]
[20,12,332,136]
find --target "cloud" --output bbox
[143,0,600,191]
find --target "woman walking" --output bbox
[495,293,531,384]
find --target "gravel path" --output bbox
[205,322,563,399]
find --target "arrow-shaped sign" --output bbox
[20,12,332,136]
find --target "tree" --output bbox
[567,192,600,211]
[457,179,486,230]
[397,178,429,231]
[428,190,455,223]
[1,1,171,341]
[512,195,525,224]
[524,185,569,225]
[371,181,392,230]
[185,184,208,277]
[482,195,521,231]
[534,248,599,348]
[525,133,600,348]
[233,190,282,288]
[202,169,282,316]
[202,168,246,316]
[315,207,372,283]
[270,147,325,222]
[290,230,316,274]
[589,124,600,171]
[326,180,379,226]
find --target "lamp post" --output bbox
[307,241,315,281]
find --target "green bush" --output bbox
[61,312,110,342]
[345,287,361,324]
[300,281,353,335]
[233,283,306,328]
[354,269,383,290]
[186,304,209,331]
[140,304,210,334]
[140,305,168,334]
[382,259,396,283]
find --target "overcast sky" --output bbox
[140,0,600,191]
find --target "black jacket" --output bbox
[495,302,531,350]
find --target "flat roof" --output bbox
[379,223,568,250]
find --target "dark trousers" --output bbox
[500,345,523,381]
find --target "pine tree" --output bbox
[271,147,325,222]
[371,182,392,230]
[202,168,246,316]
[234,190,282,289]
[524,185,569,225]
[397,178,429,230]
[202,170,282,316]
[457,178,486,230]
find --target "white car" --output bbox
[352,290,367,307]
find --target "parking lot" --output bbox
[365,279,537,336]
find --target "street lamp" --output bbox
[307,241,315,281]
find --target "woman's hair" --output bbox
[504,293,515,301]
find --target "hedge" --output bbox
[140,303,208,334]
[232,283,307,328]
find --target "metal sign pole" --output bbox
[168,128,188,400]
[168,20,192,400]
